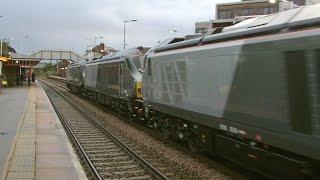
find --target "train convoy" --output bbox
[66,5,320,179]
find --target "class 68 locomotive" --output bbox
[67,46,149,118]
[67,4,320,179]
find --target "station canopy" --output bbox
[3,53,40,68]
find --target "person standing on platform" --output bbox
[32,72,36,82]
[27,68,32,86]
[20,73,23,85]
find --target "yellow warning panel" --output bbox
[2,80,8,86]
[0,56,10,62]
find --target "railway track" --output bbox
[41,77,249,179]
[41,81,172,180]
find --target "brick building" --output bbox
[195,22,212,34]
[216,0,303,20]
[85,43,116,61]
[195,0,320,34]
[195,19,234,34]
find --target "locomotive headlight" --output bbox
[135,81,143,99]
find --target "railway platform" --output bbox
[0,82,87,180]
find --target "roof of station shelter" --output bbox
[3,53,40,67]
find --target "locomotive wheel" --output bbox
[126,111,134,122]
[147,118,158,128]
[161,129,170,140]
[188,137,201,153]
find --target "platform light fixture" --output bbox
[123,19,138,50]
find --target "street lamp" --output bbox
[123,19,137,50]
[20,35,30,54]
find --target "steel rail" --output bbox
[44,77,250,179]
[41,80,170,180]
[44,77,247,179]
[45,84,103,180]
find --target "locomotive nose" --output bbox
[135,81,143,99]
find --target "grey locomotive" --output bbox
[142,4,320,178]
[66,62,85,93]
[65,4,320,179]
[84,47,149,116]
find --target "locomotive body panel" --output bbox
[143,28,320,160]
[94,58,136,99]
[85,63,99,91]
[66,64,84,87]
[83,47,146,99]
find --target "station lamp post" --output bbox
[20,35,30,54]
[123,19,137,50]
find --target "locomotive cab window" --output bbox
[125,58,132,71]
[285,50,312,135]
[147,58,152,76]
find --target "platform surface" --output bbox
[1,82,87,180]
[0,87,28,174]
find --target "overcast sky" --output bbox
[0,0,236,55]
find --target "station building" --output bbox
[195,0,320,34]
[1,53,40,86]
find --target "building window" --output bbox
[243,8,254,16]
[196,28,208,34]
[225,10,231,18]
[234,9,242,17]
[219,10,231,19]
[243,9,249,16]
[263,7,274,14]
[219,11,225,19]
[230,11,235,18]
[292,0,301,6]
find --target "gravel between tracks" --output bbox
[48,82,232,180]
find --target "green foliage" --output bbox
[34,63,57,77]
[1,42,16,56]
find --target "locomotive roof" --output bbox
[88,47,148,64]
[68,61,85,68]
[155,4,320,53]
